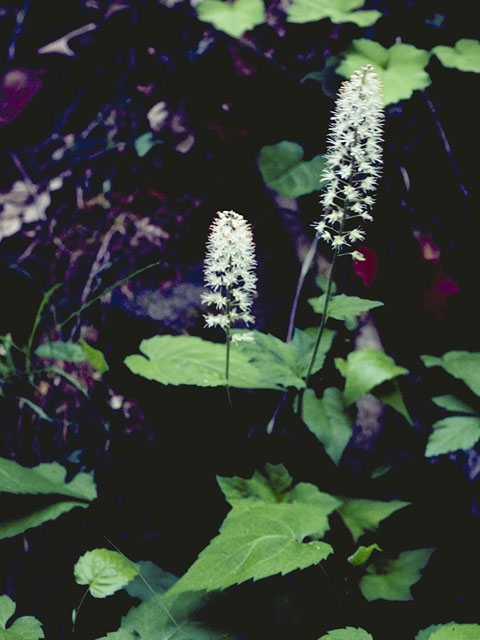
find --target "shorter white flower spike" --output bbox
[202,210,257,332]
[313,65,384,259]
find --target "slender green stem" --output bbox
[72,586,90,634]
[225,323,232,410]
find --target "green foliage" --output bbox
[422,352,480,396]
[347,544,382,566]
[257,141,326,197]
[74,549,139,598]
[337,39,431,104]
[374,382,413,425]
[335,349,408,406]
[125,561,177,601]
[433,39,480,73]
[98,591,233,640]
[81,339,109,373]
[125,330,334,390]
[286,0,380,27]
[195,0,265,38]
[416,623,480,640]
[0,595,44,640]
[337,497,410,542]
[34,341,87,363]
[425,416,480,457]
[124,334,278,389]
[432,395,476,413]
[169,503,334,594]
[0,458,96,539]
[317,628,374,640]
[359,548,435,601]
[308,294,383,322]
[301,387,354,465]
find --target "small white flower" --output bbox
[350,250,366,261]
[202,210,257,332]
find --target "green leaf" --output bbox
[426,416,480,457]
[74,549,139,598]
[433,39,480,73]
[317,628,374,640]
[373,382,413,425]
[258,141,326,198]
[124,334,280,389]
[81,340,109,373]
[0,595,44,640]
[134,132,163,158]
[125,561,177,601]
[359,548,435,601]
[337,39,431,105]
[416,623,480,640]
[236,328,335,388]
[309,294,383,322]
[0,458,96,539]
[169,503,334,594]
[287,0,380,27]
[347,544,382,566]
[302,387,354,465]
[34,341,87,363]
[196,0,265,38]
[337,497,410,542]
[109,591,234,640]
[335,349,408,406]
[432,395,477,414]
[421,351,480,396]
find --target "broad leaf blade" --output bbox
[0,595,44,639]
[258,141,326,197]
[360,548,435,601]
[337,40,431,105]
[287,0,380,26]
[317,628,374,640]
[125,561,177,601]
[309,294,383,322]
[74,549,139,598]
[196,0,265,38]
[433,39,480,73]
[416,623,480,640]
[432,395,477,414]
[421,351,480,396]
[35,341,87,362]
[335,349,408,406]
[302,387,353,464]
[338,497,410,542]
[426,416,480,457]
[169,503,334,594]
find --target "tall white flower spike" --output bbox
[202,210,257,337]
[313,65,384,260]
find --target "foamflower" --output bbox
[313,64,384,259]
[202,210,257,333]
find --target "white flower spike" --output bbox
[313,65,384,260]
[202,210,257,333]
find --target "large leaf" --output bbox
[337,39,431,105]
[317,628,374,640]
[301,387,354,465]
[125,561,177,601]
[169,503,334,594]
[287,0,380,27]
[425,416,480,457]
[416,623,480,640]
[337,497,410,542]
[309,294,383,322]
[0,458,96,540]
[106,591,233,640]
[217,465,341,537]
[0,594,44,640]
[359,548,435,601]
[433,39,480,73]
[258,141,326,198]
[335,349,408,406]
[74,549,139,598]
[196,0,265,38]
[124,334,279,389]
[432,395,477,414]
[236,328,335,388]
[421,351,480,397]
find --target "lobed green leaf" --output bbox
[433,39,480,73]
[196,0,265,38]
[425,416,480,457]
[287,0,380,27]
[421,351,480,397]
[416,622,480,640]
[308,294,383,322]
[317,628,374,640]
[0,595,44,639]
[338,497,410,542]
[74,549,139,598]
